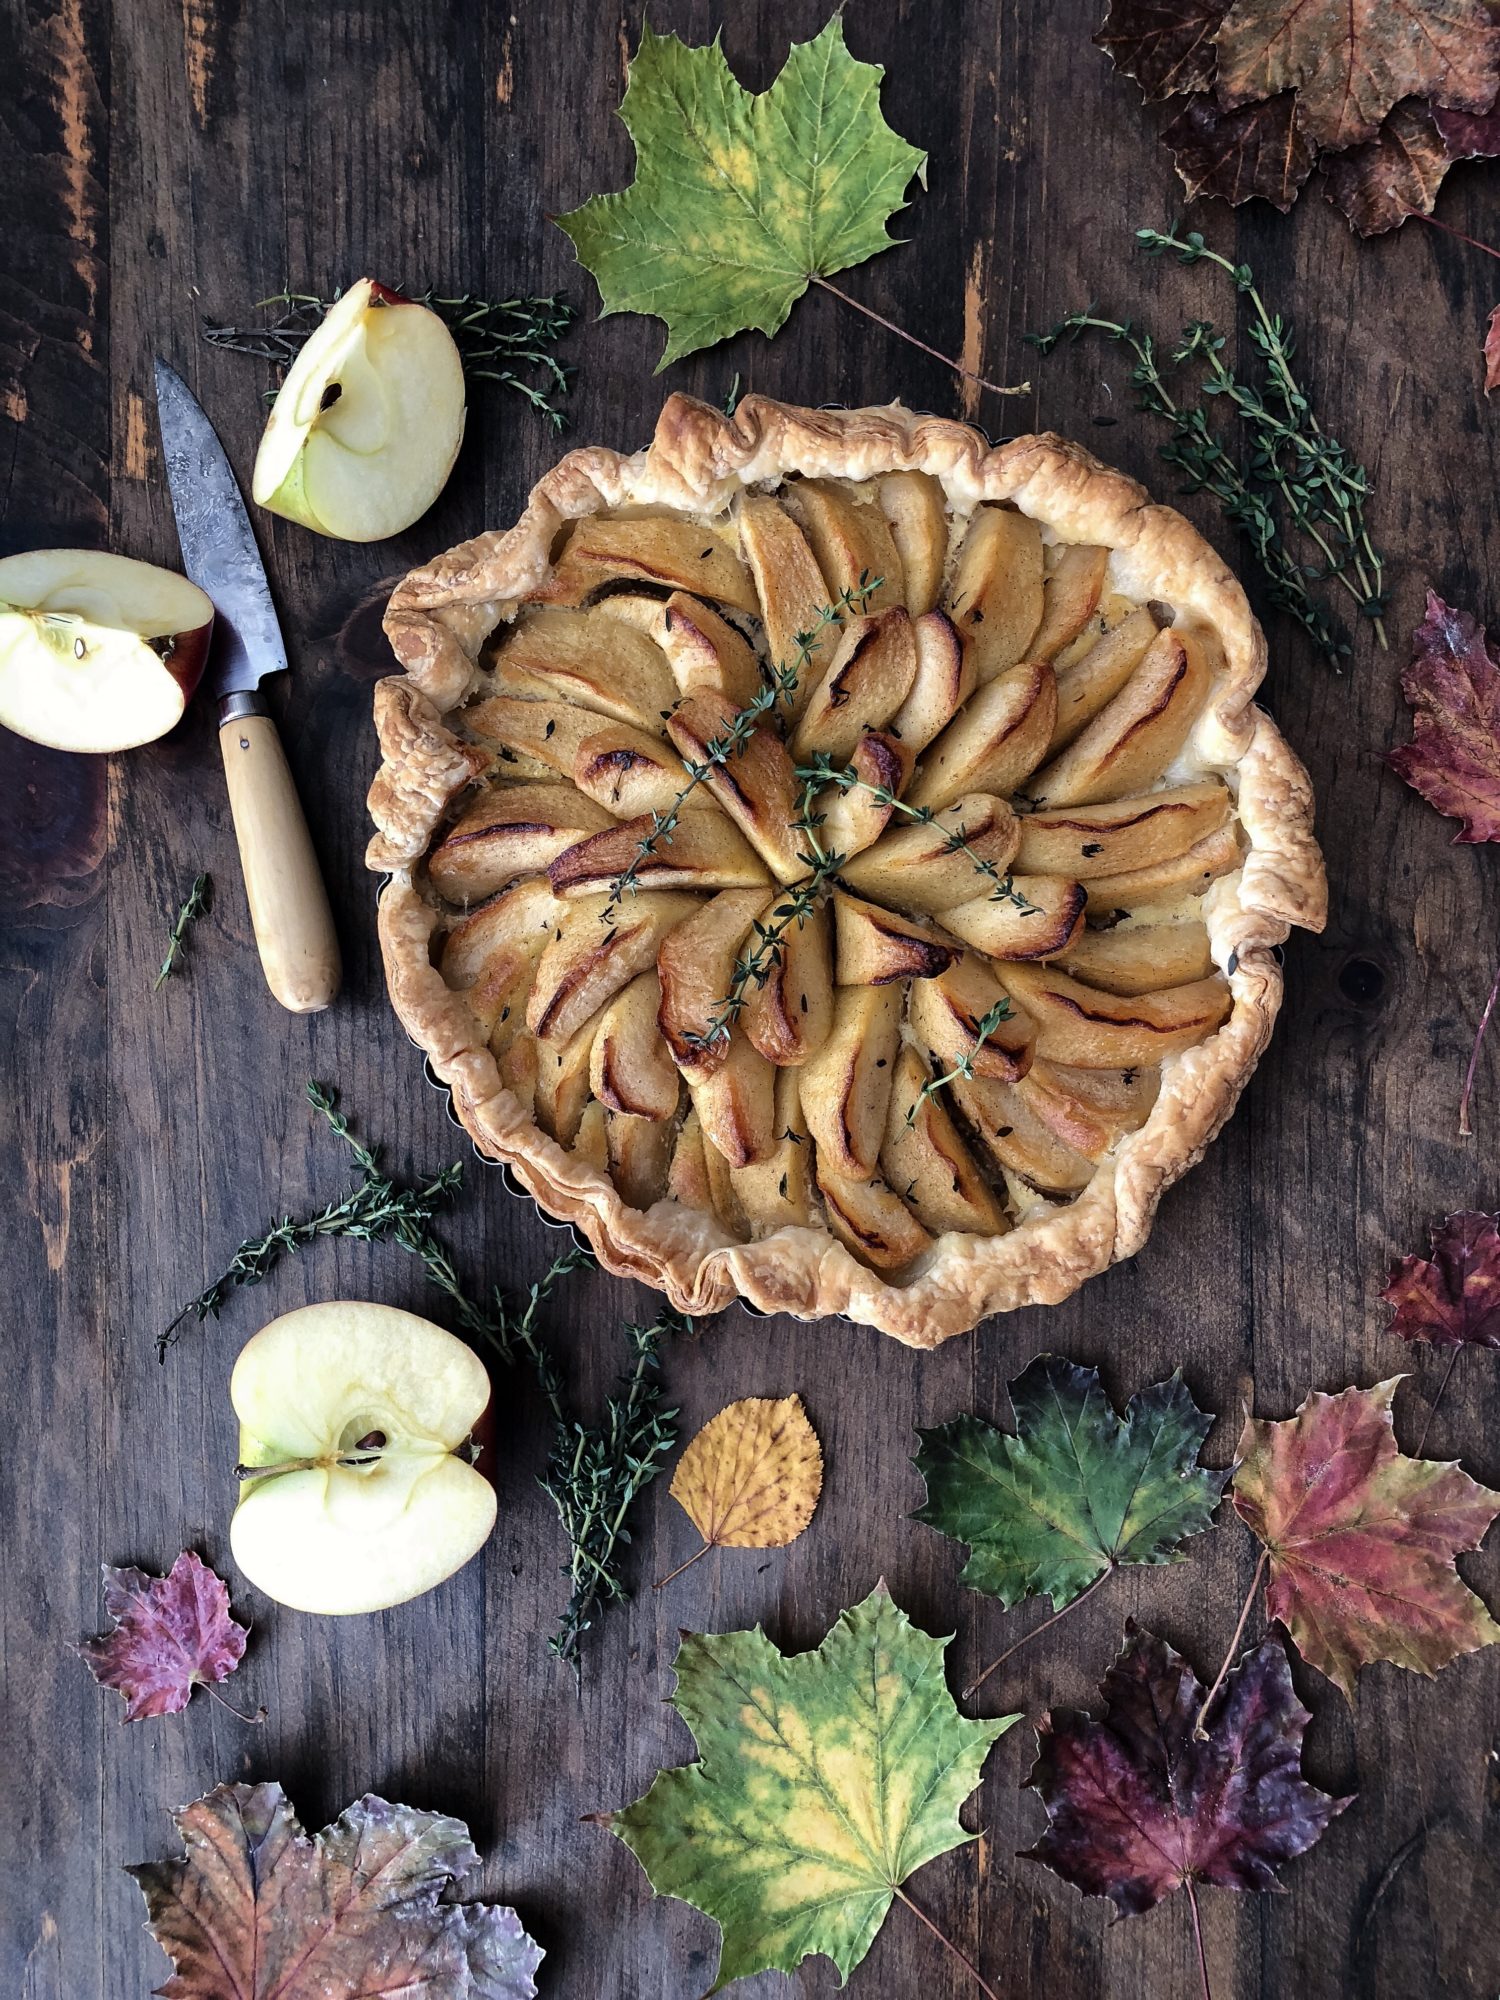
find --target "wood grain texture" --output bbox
[3,0,1500,1995]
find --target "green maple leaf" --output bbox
[601,1586,1014,1990]
[914,1355,1227,1611]
[555,16,927,371]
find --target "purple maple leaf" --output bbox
[75,1551,250,1721]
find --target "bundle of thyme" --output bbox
[203,287,576,427]
[154,873,212,990]
[1028,228,1386,666]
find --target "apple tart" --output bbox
[368,394,1324,1346]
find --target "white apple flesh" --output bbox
[252,279,466,542]
[0,548,213,753]
[229,1301,497,1615]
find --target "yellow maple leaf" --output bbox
[659,1395,823,1587]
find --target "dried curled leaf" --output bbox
[1024,1622,1351,1916]
[1159,88,1314,209]
[1321,102,1451,235]
[1486,305,1500,396]
[130,1781,543,2000]
[75,1552,248,1722]
[1387,591,1500,845]
[1094,0,1226,99]
[1384,1211,1500,1348]
[1232,1378,1500,1700]
[667,1393,823,1568]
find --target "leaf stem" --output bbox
[1192,1548,1268,1740]
[200,1680,267,1725]
[1407,210,1500,263]
[811,276,1030,399]
[892,1886,1002,2000]
[653,1542,712,1590]
[1458,954,1500,1139]
[1185,1877,1213,2000]
[1415,1347,1461,1457]
[962,1569,1110,1702]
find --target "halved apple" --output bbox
[906,662,1057,811]
[1058,918,1214,995]
[881,1045,1009,1235]
[791,609,918,763]
[816,1163,932,1272]
[791,479,906,612]
[0,548,213,752]
[229,1301,496,1615]
[940,875,1087,960]
[879,472,949,614]
[536,516,758,613]
[549,810,769,897]
[491,608,678,734]
[1014,780,1231,880]
[656,888,773,1076]
[667,692,808,884]
[832,890,959,985]
[841,792,1019,917]
[1030,545,1108,662]
[998,962,1231,1067]
[526,891,700,1043]
[1046,606,1162,752]
[742,900,834,1066]
[799,983,902,1175]
[945,506,1044,682]
[589,972,680,1120]
[889,610,973,753]
[1028,628,1212,807]
[736,495,837,721]
[907,954,1035,1083]
[251,281,465,542]
[428,783,614,903]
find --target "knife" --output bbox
[154,359,341,1014]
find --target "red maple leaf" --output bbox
[1388,591,1500,843]
[1486,305,1500,396]
[1023,1623,1350,1918]
[1383,1212,1500,1348]
[1231,1380,1500,1700]
[75,1551,250,1721]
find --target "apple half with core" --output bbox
[251,279,466,542]
[229,1301,496,1614]
[0,548,213,752]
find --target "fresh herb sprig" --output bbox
[203,287,576,427]
[909,999,1015,1126]
[154,874,212,990]
[1029,228,1386,665]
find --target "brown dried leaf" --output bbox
[1486,305,1500,395]
[1160,89,1314,208]
[1095,0,1228,100]
[1322,101,1451,235]
[1214,0,1500,153]
[665,1394,823,1579]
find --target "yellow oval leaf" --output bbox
[669,1394,823,1552]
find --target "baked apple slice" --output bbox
[800,982,903,1175]
[905,662,1057,811]
[881,1045,1009,1235]
[668,691,808,884]
[1021,1058,1160,1155]
[589,972,680,1120]
[790,609,918,764]
[657,888,773,1076]
[1030,545,1109,662]
[600,590,761,709]
[731,1068,816,1231]
[1058,919,1214,995]
[889,610,973,753]
[687,1030,778,1167]
[438,876,569,1047]
[816,733,913,863]
[907,953,1034,1083]
[841,793,1019,917]
[535,1016,599,1144]
[1046,606,1162,753]
[879,472,949,614]
[998,963,1231,1067]
[816,1164,932,1272]
[572,722,716,819]
[466,696,658,777]
[1029,628,1212,807]
[946,506,1044,682]
[1084,822,1241,914]
[527,891,700,1043]
[549,811,769,896]
[572,1100,609,1171]
[536,515,758,613]
[832,890,959,985]
[606,1108,677,1210]
[667,1109,714,1213]
[736,495,836,721]
[939,876,1087,960]
[947,1070,1097,1194]
[742,900,834,1066]
[491,608,679,733]
[428,784,615,902]
[1014,780,1230,879]
[791,479,905,612]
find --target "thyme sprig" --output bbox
[1028,228,1386,665]
[154,873,212,990]
[203,287,576,427]
[909,999,1014,1125]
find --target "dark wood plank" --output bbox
[4,0,1500,1995]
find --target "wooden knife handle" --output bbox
[219,711,342,1013]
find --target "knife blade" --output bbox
[153,359,341,1014]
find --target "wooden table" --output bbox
[5,3,1500,1995]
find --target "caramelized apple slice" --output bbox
[668,691,807,884]
[1029,629,1212,807]
[841,794,1020,917]
[1030,545,1108,662]
[800,983,902,1175]
[572,722,717,820]
[940,876,1087,961]
[535,1017,599,1145]
[792,479,905,612]
[1085,822,1241,914]
[439,876,568,1047]
[947,1070,1096,1194]
[791,609,918,764]
[667,1109,713,1212]
[526,891,700,1044]
[428,784,614,903]
[908,953,1034,1084]
[699,1119,750,1234]
[736,495,836,723]
[1058,919,1214,996]
[491,608,678,733]
[832,890,959,985]
[497,1035,538,1117]
[656,888,773,1077]
[879,472,949,614]
[731,1068,816,1231]
[742,901,834,1066]
[881,1046,1009,1235]
[571,1100,609,1172]
[888,610,973,753]
[466,696,663,776]
[536,515,757,614]
[945,506,1044,682]
[1022,1058,1160,1154]
[998,963,1231,1067]
[606,1108,677,1210]
[1014,780,1231,880]
[816,733,913,863]
[599,590,762,710]
[687,1031,778,1167]
[816,1165,932,1272]
[1051,592,1141,676]
[589,972,680,1121]
[549,811,769,897]
[1047,607,1162,753]
[905,663,1057,811]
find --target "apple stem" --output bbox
[1192,1549,1268,1740]
[893,1887,1002,2000]
[199,1680,267,1725]
[233,1450,388,1481]
[809,276,1031,399]
[653,1542,712,1590]
[1458,952,1500,1138]
[961,1568,1110,1703]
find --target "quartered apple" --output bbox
[229,1301,496,1614]
[252,280,466,542]
[0,548,213,752]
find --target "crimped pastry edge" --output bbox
[369,393,1326,1347]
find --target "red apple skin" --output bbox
[160,616,213,707]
